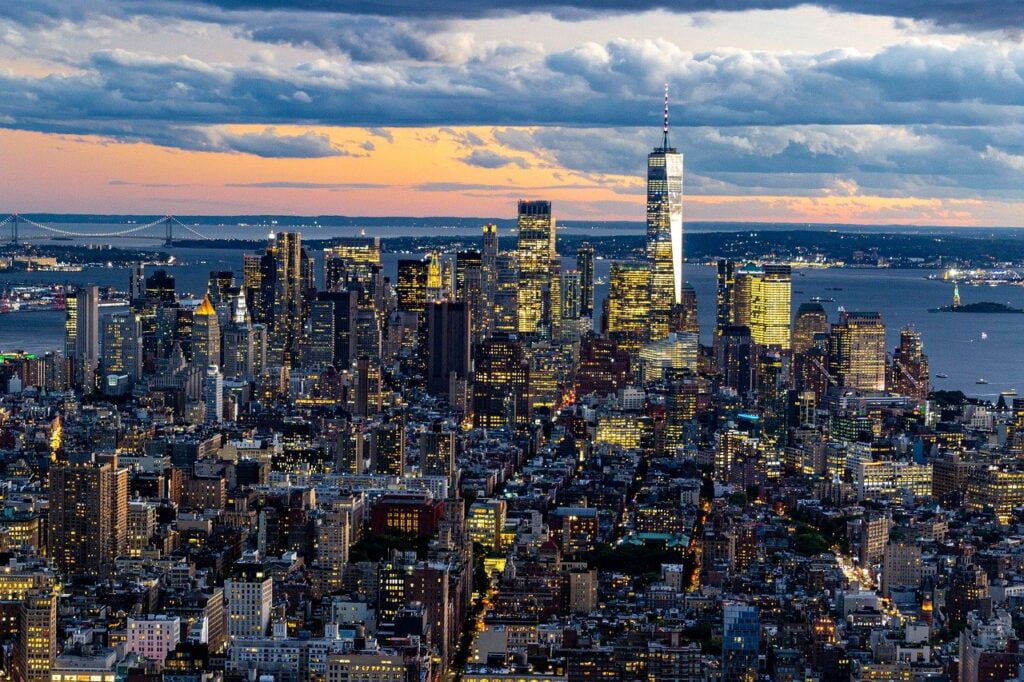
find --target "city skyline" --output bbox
[1,4,1024,224]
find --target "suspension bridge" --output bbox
[0,215,211,246]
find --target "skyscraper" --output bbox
[425,301,471,397]
[102,312,142,384]
[516,200,556,338]
[270,231,305,367]
[715,259,736,339]
[751,264,792,349]
[73,285,99,390]
[192,293,221,369]
[607,262,652,354]
[647,88,684,339]
[48,453,128,579]
[203,365,223,425]
[793,302,829,355]
[397,259,429,313]
[456,250,487,344]
[481,223,499,333]
[473,337,530,429]
[576,242,595,318]
[890,326,929,400]
[829,311,887,392]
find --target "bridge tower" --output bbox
[164,216,174,247]
[9,214,17,245]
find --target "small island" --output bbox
[929,301,1024,313]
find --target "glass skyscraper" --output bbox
[646,90,684,340]
[723,602,759,682]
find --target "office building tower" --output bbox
[315,290,359,369]
[191,293,221,369]
[225,561,273,640]
[101,312,142,384]
[716,260,736,338]
[722,603,759,682]
[145,269,176,302]
[456,250,487,343]
[516,200,557,338]
[829,311,887,392]
[560,268,585,341]
[375,417,405,476]
[323,237,381,291]
[751,264,792,349]
[793,302,829,354]
[354,299,382,360]
[307,299,335,367]
[223,293,265,380]
[425,301,471,397]
[420,423,456,478]
[576,242,595,317]
[397,259,430,314]
[647,90,684,339]
[717,325,755,395]
[493,253,519,335]
[481,223,499,332]
[269,232,305,367]
[890,326,929,400]
[607,262,652,354]
[354,355,383,418]
[672,283,700,335]
[63,292,78,359]
[664,373,700,453]
[426,250,443,301]
[203,366,223,425]
[72,285,100,389]
[208,270,235,306]
[729,262,792,349]
[473,337,530,429]
[129,262,145,302]
[242,252,267,322]
[48,453,128,579]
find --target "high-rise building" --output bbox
[101,312,142,384]
[481,223,499,333]
[646,90,684,339]
[269,232,305,367]
[722,603,759,682]
[607,262,652,354]
[516,200,557,338]
[829,311,887,392]
[208,270,235,306]
[793,302,829,354]
[203,366,223,425]
[323,238,381,291]
[73,285,100,389]
[420,423,456,478]
[473,337,530,429]
[397,259,429,314]
[716,259,736,338]
[456,250,487,343]
[425,301,471,397]
[493,253,519,335]
[145,269,176,302]
[315,290,359,369]
[48,453,128,579]
[191,293,221,369]
[225,560,273,640]
[576,242,595,318]
[889,326,929,400]
[374,417,405,476]
[730,262,792,349]
[306,299,336,367]
[18,589,57,682]
[129,263,145,302]
[717,325,755,395]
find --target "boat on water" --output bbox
[977,378,989,385]
[936,373,949,379]
[810,296,835,303]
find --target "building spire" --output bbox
[662,83,670,149]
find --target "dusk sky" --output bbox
[3,1,1024,225]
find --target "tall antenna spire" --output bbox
[662,82,669,149]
